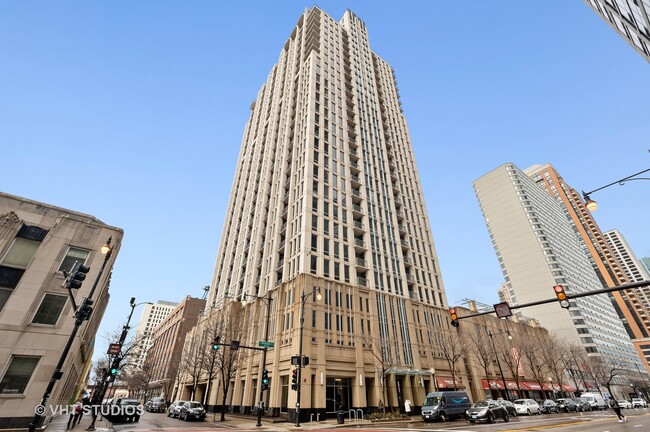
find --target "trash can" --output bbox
[337,410,345,424]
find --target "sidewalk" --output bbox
[43,414,112,432]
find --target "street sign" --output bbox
[107,343,121,355]
[494,302,513,318]
[258,341,274,348]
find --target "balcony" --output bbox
[352,203,363,216]
[355,258,368,269]
[357,277,367,287]
[353,220,364,232]
[354,238,367,250]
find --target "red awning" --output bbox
[562,384,577,392]
[505,380,525,390]
[524,381,543,391]
[436,376,465,389]
[482,379,505,390]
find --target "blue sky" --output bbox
[1,1,649,359]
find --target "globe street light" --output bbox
[582,165,650,211]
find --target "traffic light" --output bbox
[76,298,94,321]
[291,368,298,391]
[212,336,220,350]
[67,262,90,289]
[261,369,269,391]
[554,285,570,309]
[449,307,459,328]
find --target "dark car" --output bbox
[497,400,518,417]
[105,398,142,423]
[537,399,559,414]
[167,400,187,418]
[466,400,510,423]
[556,398,579,412]
[573,397,591,411]
[177,401,206,421]
[144,397,166,413]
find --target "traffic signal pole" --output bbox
[452,280,650,323]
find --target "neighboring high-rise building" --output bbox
[642,257,650,275]
[0,192,123,429]
[130,300,177,371]
[473,163,643,386]
[525,164,650,371]
[145,296,205,400]
[200,7,454,421]
[603,229,650,321]
[583,0,650,63]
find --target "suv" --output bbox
[632,398,648,408]
[145,397,166,413]
[105,398,142,423]
[177,401,206,421]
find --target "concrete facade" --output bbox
[0,192,122,429]
[199,7,457,422]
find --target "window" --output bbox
[58,247,90,273]
[0,356,40,394]
[1,232,46,310]
[32,294,67,325]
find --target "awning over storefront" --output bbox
[561,384,577,392]
[482,379,504,390]
[524,381,543,391]
[436,376,465,389]
[385,368,432,376]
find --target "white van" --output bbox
[580,392,606,410]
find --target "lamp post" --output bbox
[549,377,556,400]
[486,329,512,401]
[240,292,273,427]
[581,165,650,211]
[295,275,321,427]
[87,297,152,431]
[28,238,115,432]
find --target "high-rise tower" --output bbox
[583,0,650,63]
[473,163,643,378]
[526,164,650,372]
[206,7,452,420]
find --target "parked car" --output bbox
[573,397,591,411]
[497,400,518,417]
[144,397,167,413]
[581,392,607,410]
[513,399,541,415]
[537,399,558,414]
[177,401,206,421]
[632,398,648,408]
[556,398,579,412]
[617,400,632,409]
[466,400,509,423]
[167,400,187,418]
[105,398,142,423]
[421,391,472,422]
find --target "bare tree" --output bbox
[200,311,222,410]
[180,328,208,400]
[496,332,525,396]
[465,325,497,391]
[122,363,155,401]
[437,328,466,391]
[356,331,400,413]
[212,303,249,421]
[587,356,622,398]
[539,335,566,396]
[520,334,550,398]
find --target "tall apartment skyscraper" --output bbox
[525,164,650,371]
[205,7,451,420]
[583,0,650,63]
[473,163,643,378]
[130,300,177,370]
[603,229,650,327]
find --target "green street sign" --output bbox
[258,341,274,348]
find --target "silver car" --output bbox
[513,398,540,415]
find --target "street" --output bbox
[108,408,650,432]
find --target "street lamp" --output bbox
[581,165,650,211]
[295,276,321,427]
[549,377,556,400]
[486,329,512,401]
[87,297,152,431]
[240,292,273,427]
[28,237,116,432]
